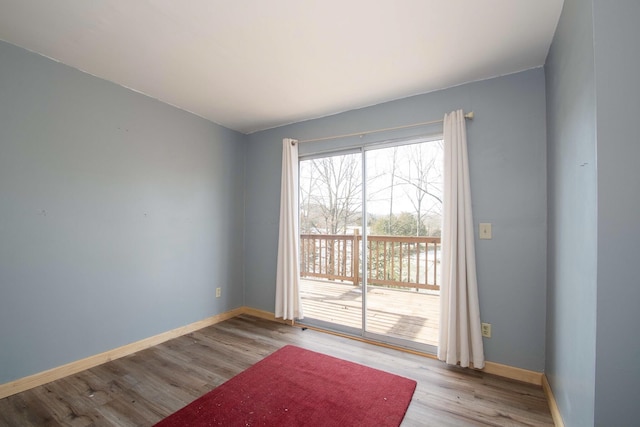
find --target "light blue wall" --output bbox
[546,1,640,425]
[592,1,640,424]
[0,41,245,384]
[544,0,597,425]
[245,69,548,371]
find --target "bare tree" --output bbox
[300,154,362,235]
[299,154,362,277]
[387,147,398,234]
[394,141,444,236]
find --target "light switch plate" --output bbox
[479,223,492,239]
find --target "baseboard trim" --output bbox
[0,307,243,399]
[480,361,543,385]
[241,306,293,325]
[0,306,545,399]
[542,374,565,427]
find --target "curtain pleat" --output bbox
[438,110,484,368]
[275,138,304,320]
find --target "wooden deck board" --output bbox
[300,278,440,347]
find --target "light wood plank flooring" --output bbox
[0,315,553,426]
[301,278,439,346]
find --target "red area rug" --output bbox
[154,345,417,427]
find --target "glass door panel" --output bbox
[364,141,443,348]
[299,151,363,333]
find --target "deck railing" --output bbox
[300,233,440,291]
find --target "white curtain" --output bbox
[275,138,304,320]
[438,110,485,369]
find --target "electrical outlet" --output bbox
[481,322,492,338]
[216,287,221,298]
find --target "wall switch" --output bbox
[216,287,221,298]
[481,322,492,338]
[479,223,492,239]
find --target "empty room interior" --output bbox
[1,1,639,426]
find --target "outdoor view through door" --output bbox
[299,137,443,351]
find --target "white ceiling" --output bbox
[0,1,563,134]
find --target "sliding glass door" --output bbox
[299,137,443,352]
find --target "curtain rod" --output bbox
[295,111,473,144]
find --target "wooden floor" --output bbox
[0,315,554,427]
[300,278,439,346]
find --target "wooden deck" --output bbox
[300,278,439,347]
